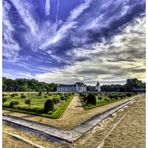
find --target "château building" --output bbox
[57,82,87,92]
[57,81,101,92]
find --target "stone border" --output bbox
[3,96,138,143]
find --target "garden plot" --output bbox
[3,95,137,130]
[3,93,73,119]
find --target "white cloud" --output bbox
[10,0,38,35]
[3,1,20,62]
[45,0,51,16]
[40,0,93,49]
[35,16,146,85]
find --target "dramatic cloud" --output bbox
[3,0,145,85]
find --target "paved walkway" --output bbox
[3,95,138,143]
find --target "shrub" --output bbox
[52,98,60,104]
[86,94,96,105]
[104,98,110,102]
[126,93,132,97]
[21,93,26,98]
[11,93,18,97]
[3,97,7,104]
[38,91,42,96]
[9,101,19,108]
[44,99,54,113]
[60,96,67,101]
[24,99,31,107]
[98,96,102,100]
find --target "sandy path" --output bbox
[60,95,84,119]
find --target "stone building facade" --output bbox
[57,82,87,92]
[57,81,101,92]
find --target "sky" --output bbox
[2,0,146,85]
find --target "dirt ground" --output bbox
[3,95,135,129]
[103,95,145,148]
[74,95,145,148]
[3,124,68,148]
[3,133,34,148]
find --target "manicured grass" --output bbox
[3,93,73,119]
[49,96,73,118]
[80,93,134,110]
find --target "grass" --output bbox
[3,93,73,119]
[50,96,73,118]
[80,94,133,110]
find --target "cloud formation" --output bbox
[2,0,145,85]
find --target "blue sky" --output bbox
[3,0,146,85]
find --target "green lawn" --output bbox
[3,93,73,119]
[80,93,135,110]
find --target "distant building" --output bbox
[96,81,101,92]
[57,82,87,92]
[57,81,101,92]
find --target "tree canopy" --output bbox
[3,77,57,92]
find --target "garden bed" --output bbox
[3,92,73,119]
[79,93,136,110]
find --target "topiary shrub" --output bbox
[86,94,96,105]
[24,99,31,108]
[38,91,42,96]
[52,98,60,104]
[9,101,19,108]
[104,98,110,102]
[2,97,7,104]
[11,93,18,97]
[98,96,102,100]
[44,99,54,113]
[21,93,26,98]
[60,96,67,101]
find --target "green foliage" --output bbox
[60,95,68,101]
[3,97,7,103]
[11,93,18,97]
[9,101,19,108]
[86,94,96,105]
[38,91,42,96]
[3,77,57,92]
[24,99,31,107]
[98,96,102,100]
[20,93,26,98]
[44,99,54,113]
[52,97,60,104]
[51,97,72,118]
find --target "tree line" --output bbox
[3,77,57,92]
[3,77,145,92]
[101,78,145,92]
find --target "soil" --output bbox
[103,95,145,148]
